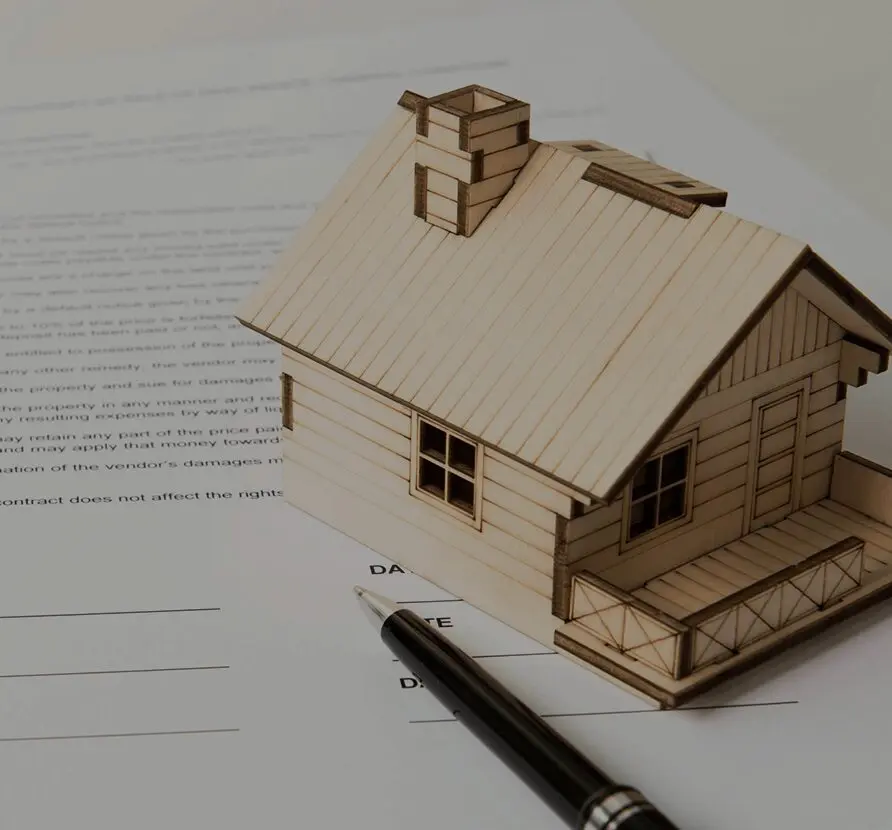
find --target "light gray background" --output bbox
[4,0,890,231]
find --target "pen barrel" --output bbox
[382,610,679,829]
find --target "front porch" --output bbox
[555,453,892,707]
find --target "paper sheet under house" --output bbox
[0,4,890,828]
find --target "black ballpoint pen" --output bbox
[354,586,682,830]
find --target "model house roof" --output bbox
[237,85,892,504]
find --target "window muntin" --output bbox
[626,442,692,542]
[413,418,480,521]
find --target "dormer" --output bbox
[412,85,532,236]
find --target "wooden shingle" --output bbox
[237,91,892,504]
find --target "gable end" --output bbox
[599,244,814,504]
[801,253,892,349]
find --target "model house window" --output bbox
[626,441,693,542]
[280,373,294,430]
[411,416,481,524]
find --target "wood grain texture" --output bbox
[239,118,827,505]
[412,87,532,237]
[697,286,835,398]
[283,453,561,652]
[556,488,892,704]
[255,111,416,334]
[284,430,553,595]
[557,560,892,709]
[239,96,892,530]
[565,343,846,589]
[793,260,892,351]
[284,346,564,584]
[830,452,892,526]
[548,139,727,208]
[552,514,571,620]
[237,105,413,323]
[632,518,862,618]
[233,86,892,707]
[840,337,886,386]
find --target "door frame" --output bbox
[742,378,810,534]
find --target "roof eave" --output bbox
[803,251,892,349]
[234,315,598,507]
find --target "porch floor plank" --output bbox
[727,538,792,571]
[630,497,890,618]
[752,526,811,559]
[692,555,753,589]
[803,502,892,574]
[632,587,690,620]
[772,517,837,549]
[677,561,742,595]
[657,571,724,605]
[708,547,770,579]
[639,579,702,615]
[814,502,892,551]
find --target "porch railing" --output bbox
[569,535,865,679]
[569,571,688,679]
[681,536,864,673]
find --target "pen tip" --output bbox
[353,586,399,629]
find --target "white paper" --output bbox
[1,3,890,828]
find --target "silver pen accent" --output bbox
[354,585,395,630]
[583,787,653,829]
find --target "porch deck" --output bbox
[556,458,892,707]
[631,499,892,619]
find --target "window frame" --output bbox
[620,430,698,551]
[409,412,483,530]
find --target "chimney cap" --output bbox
[411,85,532,237]
[423,84,524,119]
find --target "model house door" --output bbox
[744,381,809,533]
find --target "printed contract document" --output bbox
[0,4,890,828]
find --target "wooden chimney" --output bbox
[413,85,531,236]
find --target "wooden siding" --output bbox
[699,286,843,398]
[280,348,571,599]
[237,101,812,503]
[282,453,560,652]
[566,340,845,591]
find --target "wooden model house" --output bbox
[236,85,892,708]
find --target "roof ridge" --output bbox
[580,158,699,218]
[398,90,712,220]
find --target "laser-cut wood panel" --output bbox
[698,286,841,399]
[237,83,892,709]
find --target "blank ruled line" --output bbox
[392,651,555,663]
[0,728,240,743]
[408,699,799,724]
[539,700,800,718]
[0,665,229,680]
[0,607,221,620]
[474,652,556,659]
[396,599,463,605]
